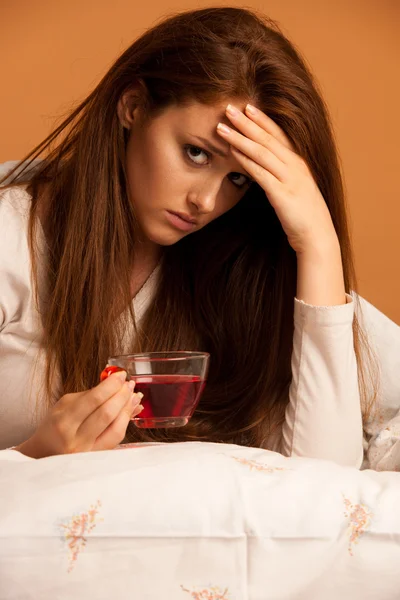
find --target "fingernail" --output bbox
[131,392,143,408]
[131,400,144,417]
[217,123,231,135]
[113,370,127,382]
[245,103,257,115]
[226,104,238,116]
[127,380,136,392]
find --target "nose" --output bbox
[188,181,221,215]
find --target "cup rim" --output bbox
[108,351,210,362]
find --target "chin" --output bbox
[145,226,186,247]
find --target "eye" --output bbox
[184,144,210,166]
[228,173,249,188]
[184,144,251,189]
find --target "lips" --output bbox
[165,210,198,232]
[169,211,197,224]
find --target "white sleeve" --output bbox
[280,294,364,468]
[0,188,32,331]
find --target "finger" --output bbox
[93,397,144,451]
[229,146,282,200]
[224,103,294,163]
[244,104,295,152]
[77,382,139,442]
[72,370,129,423]
[217,123,286,183]
[132,401,144,418]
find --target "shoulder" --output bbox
[0,184,32,223]
[0,185,34,327]
[0,185,34,269]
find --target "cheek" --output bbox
[127,142,185,203]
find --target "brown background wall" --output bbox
[1,0,399,323]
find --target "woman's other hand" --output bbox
[14,371,143,458]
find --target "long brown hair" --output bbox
[1,7,377,446]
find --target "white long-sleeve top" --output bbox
[1,184,393,468]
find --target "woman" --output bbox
[0,7,377,464]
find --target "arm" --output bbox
[295,236,346,307]
[280,292,364,467]
[0,186,40,450]
[216,102,364,466]
[280,239,364,467]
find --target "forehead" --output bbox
[155,98,248,131]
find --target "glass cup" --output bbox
[100,351,210,429]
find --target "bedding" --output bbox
[1,441,400,599]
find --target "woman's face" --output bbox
[121,97,253,246]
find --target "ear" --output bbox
[117,88,142,130]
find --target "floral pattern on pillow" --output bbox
[181,585,231,599]
[60,500,103,572]
[342,495,373,556]
[231,456,289,473]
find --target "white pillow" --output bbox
[0,441,399,599]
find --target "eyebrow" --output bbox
[191,135,229,158]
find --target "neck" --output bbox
[130,237,162,298]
